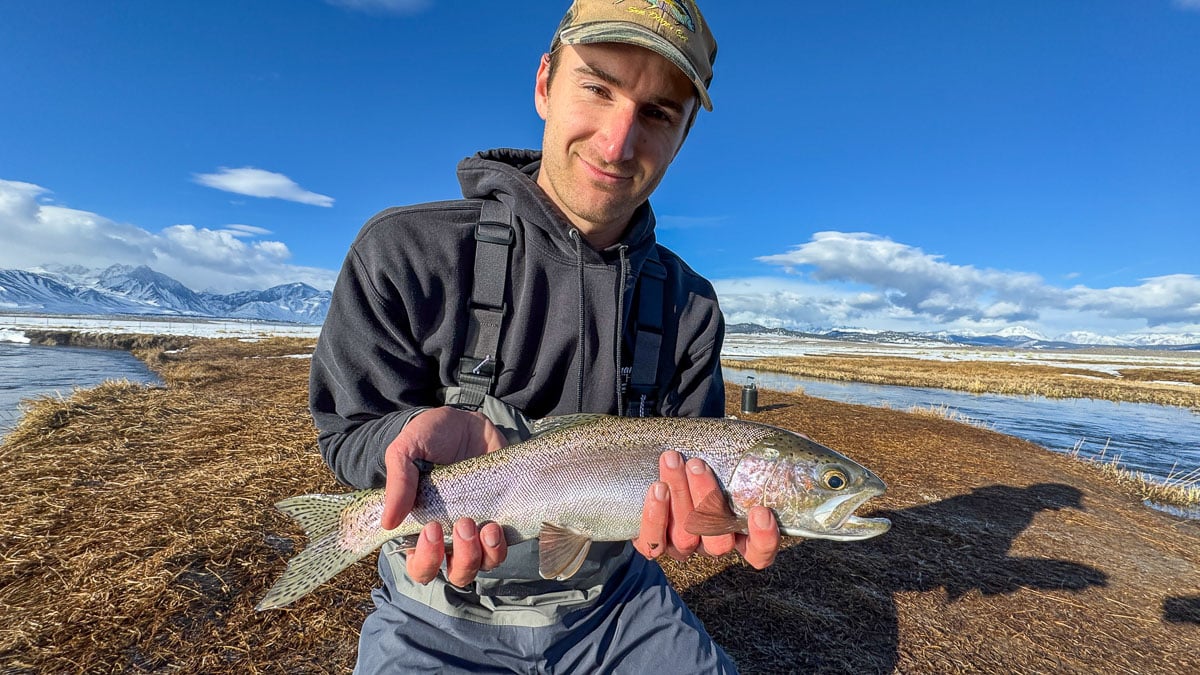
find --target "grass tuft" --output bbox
[1069,439,1200,509]
[906,403,993,429]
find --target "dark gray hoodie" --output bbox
[311,148,726,490]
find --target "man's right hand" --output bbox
[382,406,508,585]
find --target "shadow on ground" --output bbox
[682,483,1107,673]
[1164,596,1200,624]
[752,403,794,413]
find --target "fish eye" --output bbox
[822,469,848,491]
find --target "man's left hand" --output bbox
[632,451,781,569]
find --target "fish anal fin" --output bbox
[538,522,594,581]
[684,489,746,537]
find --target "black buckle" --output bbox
[475,222,514,246]
[624,388,658,418]
[459,355,499,381]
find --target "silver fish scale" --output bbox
[407,416,779,542]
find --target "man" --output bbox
[310,1,780,672]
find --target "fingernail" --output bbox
[664,451,681,469]
[424,525,442,543]
[653,482,668,500]
[752,508,773,529]
[455,520,477,541]
[687,458,706,475]
[481,527,500,548]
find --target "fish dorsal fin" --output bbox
[537,522,594,581]
[684,489,747,537]
[527,414,612,439]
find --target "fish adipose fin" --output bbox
[257,492,391,611]
[684,490,747,536]
[538,522,594,580]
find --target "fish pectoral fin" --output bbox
[684,489,747,537]
[537,522,594,581]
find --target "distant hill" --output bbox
[726,322,1200,352]
[0,265,330,325]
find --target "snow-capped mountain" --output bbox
[96,265,216,315]
[205,282,330,324]
[993,325,1050,342]
[0,269,144,315]
[0,265,330,324]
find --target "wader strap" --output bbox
[625,254,666,417]
[457,200,513,409]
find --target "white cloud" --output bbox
[0,178,337,293]
[192,167,334,207]
[1067,274,1200,326]
[224,223,273,237]
[757,232,1055,323]
[1174,0,1200,12]
[721,230,1200,336]
[325,0,431,15]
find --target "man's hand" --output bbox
[632,451,781,569]
[382,406,509,585]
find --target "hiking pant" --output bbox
[353,551,737,674]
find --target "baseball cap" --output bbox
[550,0,718,111]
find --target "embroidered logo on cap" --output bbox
[617,0,697,34]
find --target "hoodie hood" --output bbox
[456,149,658,266]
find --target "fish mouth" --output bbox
[784,486,891,542]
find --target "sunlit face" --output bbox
[534,43,697,249]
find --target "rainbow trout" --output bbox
[257,414,890,610]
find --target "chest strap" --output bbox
[625,253,665,418]
[457,203,666,417]
[456,200,513,410]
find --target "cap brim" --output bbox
[558,22,713,112]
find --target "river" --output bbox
[724,366,1200,486]
[0,341,162,435]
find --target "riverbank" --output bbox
[726,354,1200,410]
[1,335,1197,672]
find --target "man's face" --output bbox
[535,43,697,249]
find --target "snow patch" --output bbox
[0,328,31,344]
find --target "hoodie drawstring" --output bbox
[569,229,585,413]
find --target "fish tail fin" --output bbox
[256,491,395,611]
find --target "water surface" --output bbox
[0,342,162,434]
[725,366,1200,484]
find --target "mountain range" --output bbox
[726,323,1200,352]
[0,265,330,324]
[2,265,1197,348]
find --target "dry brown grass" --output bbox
[0,336,367,673]
[1117,367,1200,386]
[732,354,1200,409]
[905,403,993,429]
[1,335,1197,673]
[1067,440,1200,510]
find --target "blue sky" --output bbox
[1,0,1198,338]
